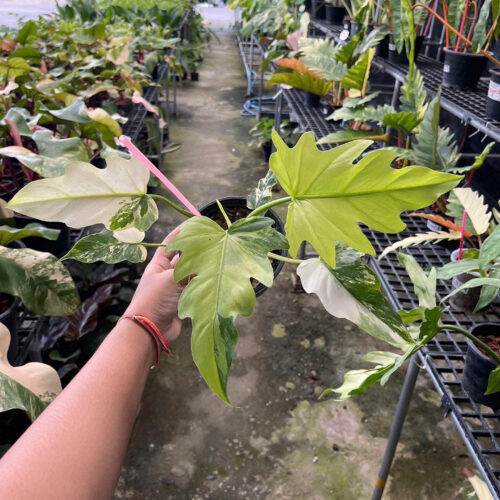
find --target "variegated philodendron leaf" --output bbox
[166,215,289,404]
[398,252,436,310]
[61,230,147,264]
[6,155,153,242]
[446,187,491,236]
[0,372,48,421]
[297,258,413,348]
[108,196,158,232]
[270,131,462,267]
[0,246,80,316]
[0,223,60,246]
[328,307,442,399]
[247,170,278,210]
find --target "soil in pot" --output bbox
[463,323,500,410]
[449,249,482,313]
[443,48,487,90]
[304,91,321,107]
[0,294,19,364]
[325,5,346,24]
[312,0,326,19]
[486,69,500,121]
[388,35,424,65]
[199,197,286,297]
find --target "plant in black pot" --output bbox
[413,0,500,89]
[248,117,299,160]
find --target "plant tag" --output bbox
[389,43,395,51]
[426,220,442,232]
[488,80,500,102]
[340,30,349,41]
[443,64,450,73]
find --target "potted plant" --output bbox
[413,0,500,89]
[248,117,298,160]
[5,130,462,403]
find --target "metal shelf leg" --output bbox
[371,357,421,500]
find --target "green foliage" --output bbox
[266,70,332,96]
[166,215,289,404]
[299,38,348,82]
[247,170,278,210]
[317,129,388,145]
[270,130,462,267]
[0,224,60,246]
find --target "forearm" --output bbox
[0,320,156,500]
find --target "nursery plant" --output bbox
[4,130,464,404]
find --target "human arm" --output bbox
[0,230,183,500]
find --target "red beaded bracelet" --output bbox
[120,314,173,367]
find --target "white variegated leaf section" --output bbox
[297,259,408,348]
[453,187,491,235]
[7,156,149,236]
[0,323,61,400]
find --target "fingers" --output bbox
[150,228,180,271]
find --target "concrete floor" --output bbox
[115,12,473,500]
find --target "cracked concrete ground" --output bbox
[116,18,474,500]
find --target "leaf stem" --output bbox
[140,242,168,248]
[268,252,303,265]
[150,194,194,218]
[440,323,500,365]
[217,200,232,228]
[247,196,292,218]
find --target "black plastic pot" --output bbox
[462,323,500,410]
[304,0,312,13]
[388,35,424,65]
[190,72,199,82]
[325,5,346,24]
[304,91,321,107]
[486,69,500,121]
[442,48,487,90]
[0,294,19,364]
[13,216,70,258]
[311,0,326,19]
[349,19,359,38]
[261,141,272,161]
[375,34,390,59]
[199,197,286,297]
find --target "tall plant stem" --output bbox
[441,323,500,365]
[247,196,292,218]
[268,252,303,265]
[151,194,194,218]
[412,3,500,65]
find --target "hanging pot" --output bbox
[486,68,500,121]
[388,35,424,65]
[442,48,487,90]
[325,5,346,24]
[311,0,326,19]
[304,91,321,107]
[199,197,286,297]
[462,323,500,410]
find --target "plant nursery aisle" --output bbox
[116,30,471,500]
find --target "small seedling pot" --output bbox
[311,0,326,19]
[388,35,424,65]
[304,91,321,107]
[442,48,487,90]
[325,5,346,24]
[449,249,481,312]
[199,197,286,297]
[462,323,500,410]
[190,72,199,82]
[486,69,500,121]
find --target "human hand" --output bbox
[124,229,184,344]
